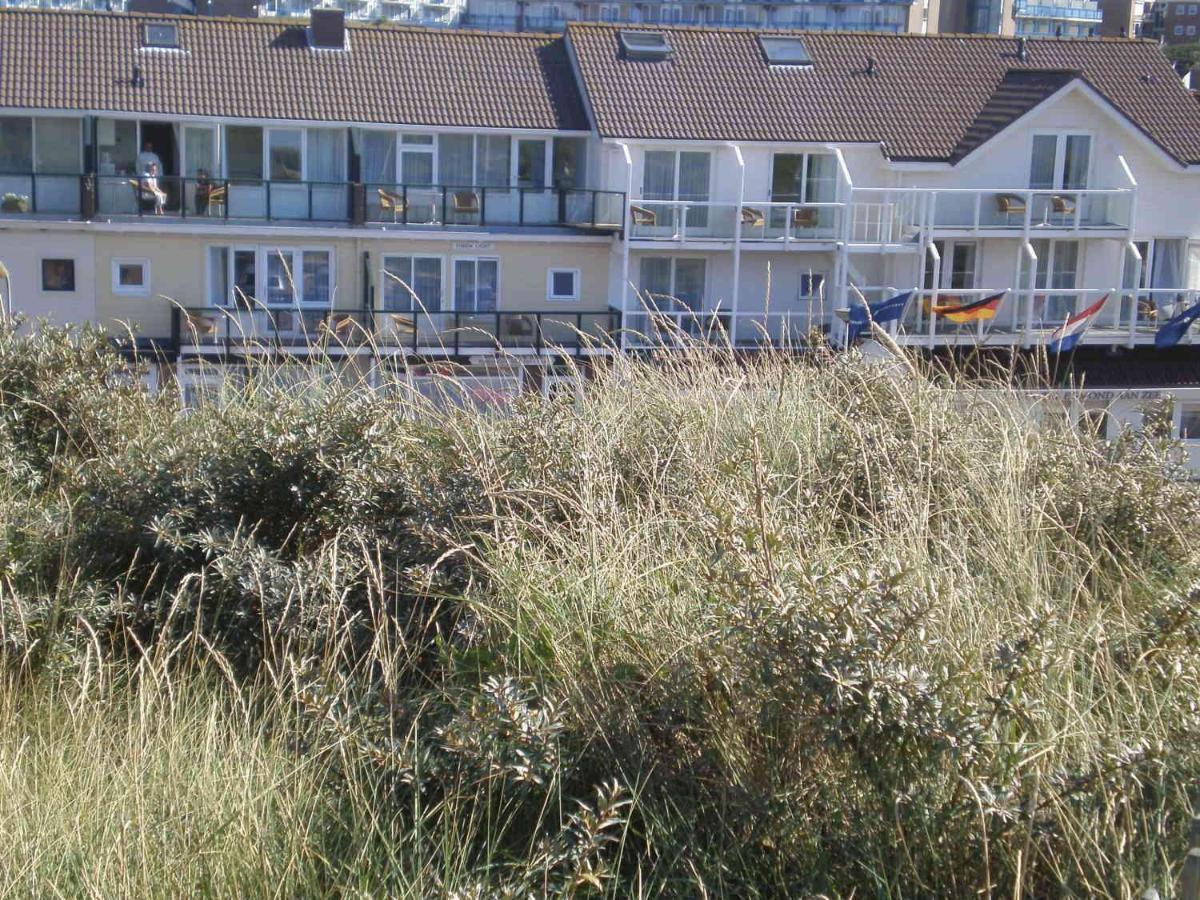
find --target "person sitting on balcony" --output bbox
[138,162,168,215]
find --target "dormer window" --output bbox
[619,30,672,61]
[759,35,812,67]
[142,22,179,49]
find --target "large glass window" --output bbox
[302,251,331,304]
[475,135,510,187]
[0,117,32,171]
[923,240,978,290]
[184,126,216,179]
[517,139,547,189]
[644,149,710,228]
[208,246,229,305]
[268,130,303,181]
[97,118,137,176]
[1029,134,1090,190]
[233,249,257,306]
[439,134,474,186]
[400,134,434,185]
[360,131,396,185]
[383,255,442,311]
[306,129,345,183]
[227,126,264,180]
[453,258,499,312]
[552,137,585,189]
[771,152,836,203]
[638,257,706,311]
[34,118,81,174]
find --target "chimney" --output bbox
[310,7,346,50]
[1017,36,1028,61]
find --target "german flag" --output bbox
[930,291,1006,323]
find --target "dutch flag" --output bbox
[1047,294,1109,354]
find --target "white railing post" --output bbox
[1126,240,1142,348]
[617,141,633,353]
[729,143,745,347]
[926,241,941,349]
[1022,241,1038,349]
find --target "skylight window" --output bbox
[142,22,179,49]
[619,30,672,61]
[759,35,812,67]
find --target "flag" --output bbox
[1154,300,1200,350]
[1047,294,1108,354]
[930,291,1006,323]
[847,290,913,342]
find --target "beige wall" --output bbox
[85,231,616,340]
[0,228,97,328]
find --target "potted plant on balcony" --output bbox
[1,193,29,213]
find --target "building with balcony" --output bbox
[2,12,1200,447]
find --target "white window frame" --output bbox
[768,150,838,204]
[640,256,707,309]
[111,257,151,296]
[452,256,502,313]
[512,137,552,189]
[1176,23,1185,32]
[266,127,306,182]
[1029,132,1093,191]
[206,244,335,308]
[399,132,437,185]
[546,267,581,301]
[380,253,445,311]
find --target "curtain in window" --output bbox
[307,129,345,183]
[208,247,229,306]
[674,259,706,311]
[639,257,672,307]
[183,127,215,178]
[439,135,474,186]
[35,118,80,174]
[454,259,476,311]
[475,136,511,187]
[0,117,32,171]
[1029,135,1057,189]
[360,131,395,185]
[302,251,330,304]
[400,138,434,185]
[1151,239,1183,289]
[643,151,675,200]
[677,152,710,202]
[1062,135,1090,190]
[476,260,498,311]
[384,257,442,312]
[414,257,442,311]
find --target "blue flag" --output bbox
[1154,301,1200,350]
[847,291,913,342]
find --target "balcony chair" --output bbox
[740,206,765,229]
[1050,194,1077,220]
[791,206,819,230]
[452,190,480,216]
[389,313,418,339]
[504,314,534,338]
[200,183,226,217]
[323,312,358,341]
[630,204,657,227]
[995,193,1026,225]
[183,312,219,342]
[128,177,166,215]
[378,187,406,222]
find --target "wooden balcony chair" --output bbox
[389,313,418,338]
[791,206,819,230]
[378,187,406,222]
[452,190,480,216]
[322,312,359,341]
[1050,194,1077,216]
[183,313,219,341]
[630,204,657,227]
[995,193,1026,224]
[740,206,765,229]
[202,183,225,217]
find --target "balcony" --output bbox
[628,200,843,243]
[924,188,1133,234]
[1013,2,1102,19]
[0,173,625,235]
[173,306,623,356]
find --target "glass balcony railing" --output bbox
[0,173,625,234]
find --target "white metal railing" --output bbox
[628,200,739,240]
[923,187,1133,232]
[736,200,843,242]
[845,189,924,244]
[1116,288,1200,333]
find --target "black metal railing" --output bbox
[173,306,623,354]
[0,172,625,233]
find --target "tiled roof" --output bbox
[567,25,1200,164]
[0,9,589,131]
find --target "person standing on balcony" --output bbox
[136,141,162,176]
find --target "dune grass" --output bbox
[0,322,1198,896]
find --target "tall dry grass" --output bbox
[0,320,1197,896]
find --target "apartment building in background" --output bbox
[2,11,1200,450]
[1142,0,1200,41]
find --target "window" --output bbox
[600,4,619,20]
[619,30,672,60]
[1180,403,1200,440]
[1029,133,1090,190]
[382,255,442,311]
[307,128,345,183]
[1188,24,1196,33]
[35,118,81,175]
[438,134,511,188]
[517,139,547,189]
[547,268,580,301]
[227,126,264,180]
[1191,4,1197,13]
[400,133,435,185]
[209,246,332,307]
[924,240,978,290]
[142,22,178,48]
[112,259,150,295]
[454,258,499,312]
[1022,238,1080,325]
[1175,23,1185,32]
[552,137,586,188]
[799,273,825,299]
[268,129,303,181]
[0,117,32,172]
[644,149,711,227]
[97,118,137,176]
[41,259,75,292]
[360,131,397,185]
[770,152,836,203]
[759,35,813,65]
[639,257,706,310]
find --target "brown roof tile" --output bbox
[0,9,589,131]
[567,24,1200,164]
